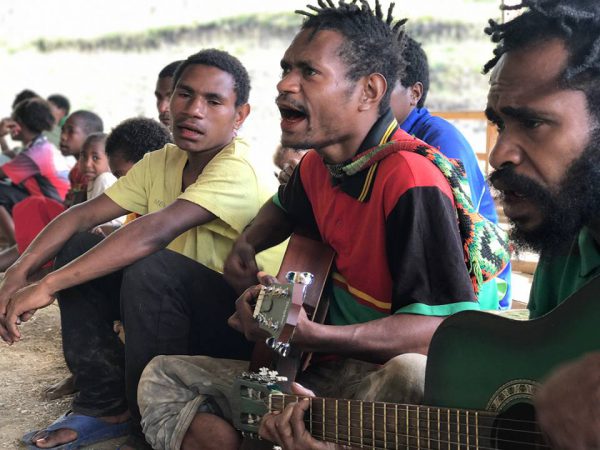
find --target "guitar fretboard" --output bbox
[269,394,546,449]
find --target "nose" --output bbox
[489,132,523,171]
[82,155,93,171]
[158,97,170,114]
[183,97,206,119]
[277,70,300,95]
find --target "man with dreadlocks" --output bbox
[483,0,600,448]
[136,1,508,449]
[258,0,600,449]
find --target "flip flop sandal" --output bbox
[22,411,130,449]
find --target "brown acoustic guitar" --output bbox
[248,233,334,388]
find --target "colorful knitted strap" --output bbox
[346,140,510,294]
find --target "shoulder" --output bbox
[205,138,257,177]
[95,171,117,185]
[378,148,453,200]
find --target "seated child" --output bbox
[80,132,125,235]
[1,111,103,271]
[104,117,173,225]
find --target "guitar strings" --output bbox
[298,411,545,437]
[307,432,551,450]
[268,398,548,443]
[297,418,551,450]
[271,396,545,428]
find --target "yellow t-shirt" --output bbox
[104,138,285,274]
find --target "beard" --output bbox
[489,130,600,254]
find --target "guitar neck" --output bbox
[269,394,498,449]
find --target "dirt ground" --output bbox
[0,302,123,449]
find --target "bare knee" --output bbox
[181,412,240,450]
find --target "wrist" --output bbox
[40,272,61,296]
[5,262,27,281]
[294,319,320,351]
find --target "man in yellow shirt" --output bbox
[0,49,284,450]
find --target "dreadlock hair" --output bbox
[400,36,429,108]
[173,49,250,107]
[106,117,172,163]
[484,0,600,123]
[296,0,407,115]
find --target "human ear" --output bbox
[358,73,387,112]
[233,103,251,131]
[410,82,424,107]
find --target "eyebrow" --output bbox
[175,83,226,102]
[500,106,547,121]
[280,59,315,71]
[175,83,194,94]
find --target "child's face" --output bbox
[79,140,110,182]
[108,152,135,179]
[60,116,87,157]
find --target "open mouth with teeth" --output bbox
[280,107,308,123]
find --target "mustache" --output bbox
[488,165,551,202]
[275,94,307,114]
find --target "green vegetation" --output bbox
[28,12,492,54]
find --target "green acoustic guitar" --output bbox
[233,275,600,449]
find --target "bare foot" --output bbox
[43,375,76,400]
[27,410,130,449]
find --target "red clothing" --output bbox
[14,197,65,256]
[2,135,69,201]
[64,165,88,208]
[276,109,477,325]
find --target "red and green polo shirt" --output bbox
[273,109,479,326]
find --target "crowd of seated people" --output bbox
[0,1,598,450]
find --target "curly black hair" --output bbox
[173,49,250,107]
[47,94,71,115]
[82,132,107,150]
[158,60,183,79]
[105,117,172,163]
[68,110,104,135]
[484,0,600,121]
[400,36,429,108]
[296,0,407,114]
[11,89,40,110]
[12,98,54,134]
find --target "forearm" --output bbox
[241,200,294,253]
[297,314,444,363]
[41,213,170,295]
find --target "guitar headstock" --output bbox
[253,283,293,339]
[253,271,314,357]
[232,368,287,437]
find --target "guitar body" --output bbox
[236,264,600,449]
[424,275,600,448]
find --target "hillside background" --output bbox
[1,0,503,161]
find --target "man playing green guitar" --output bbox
[260,0,600,449]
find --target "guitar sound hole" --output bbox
[492,403,546,450]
